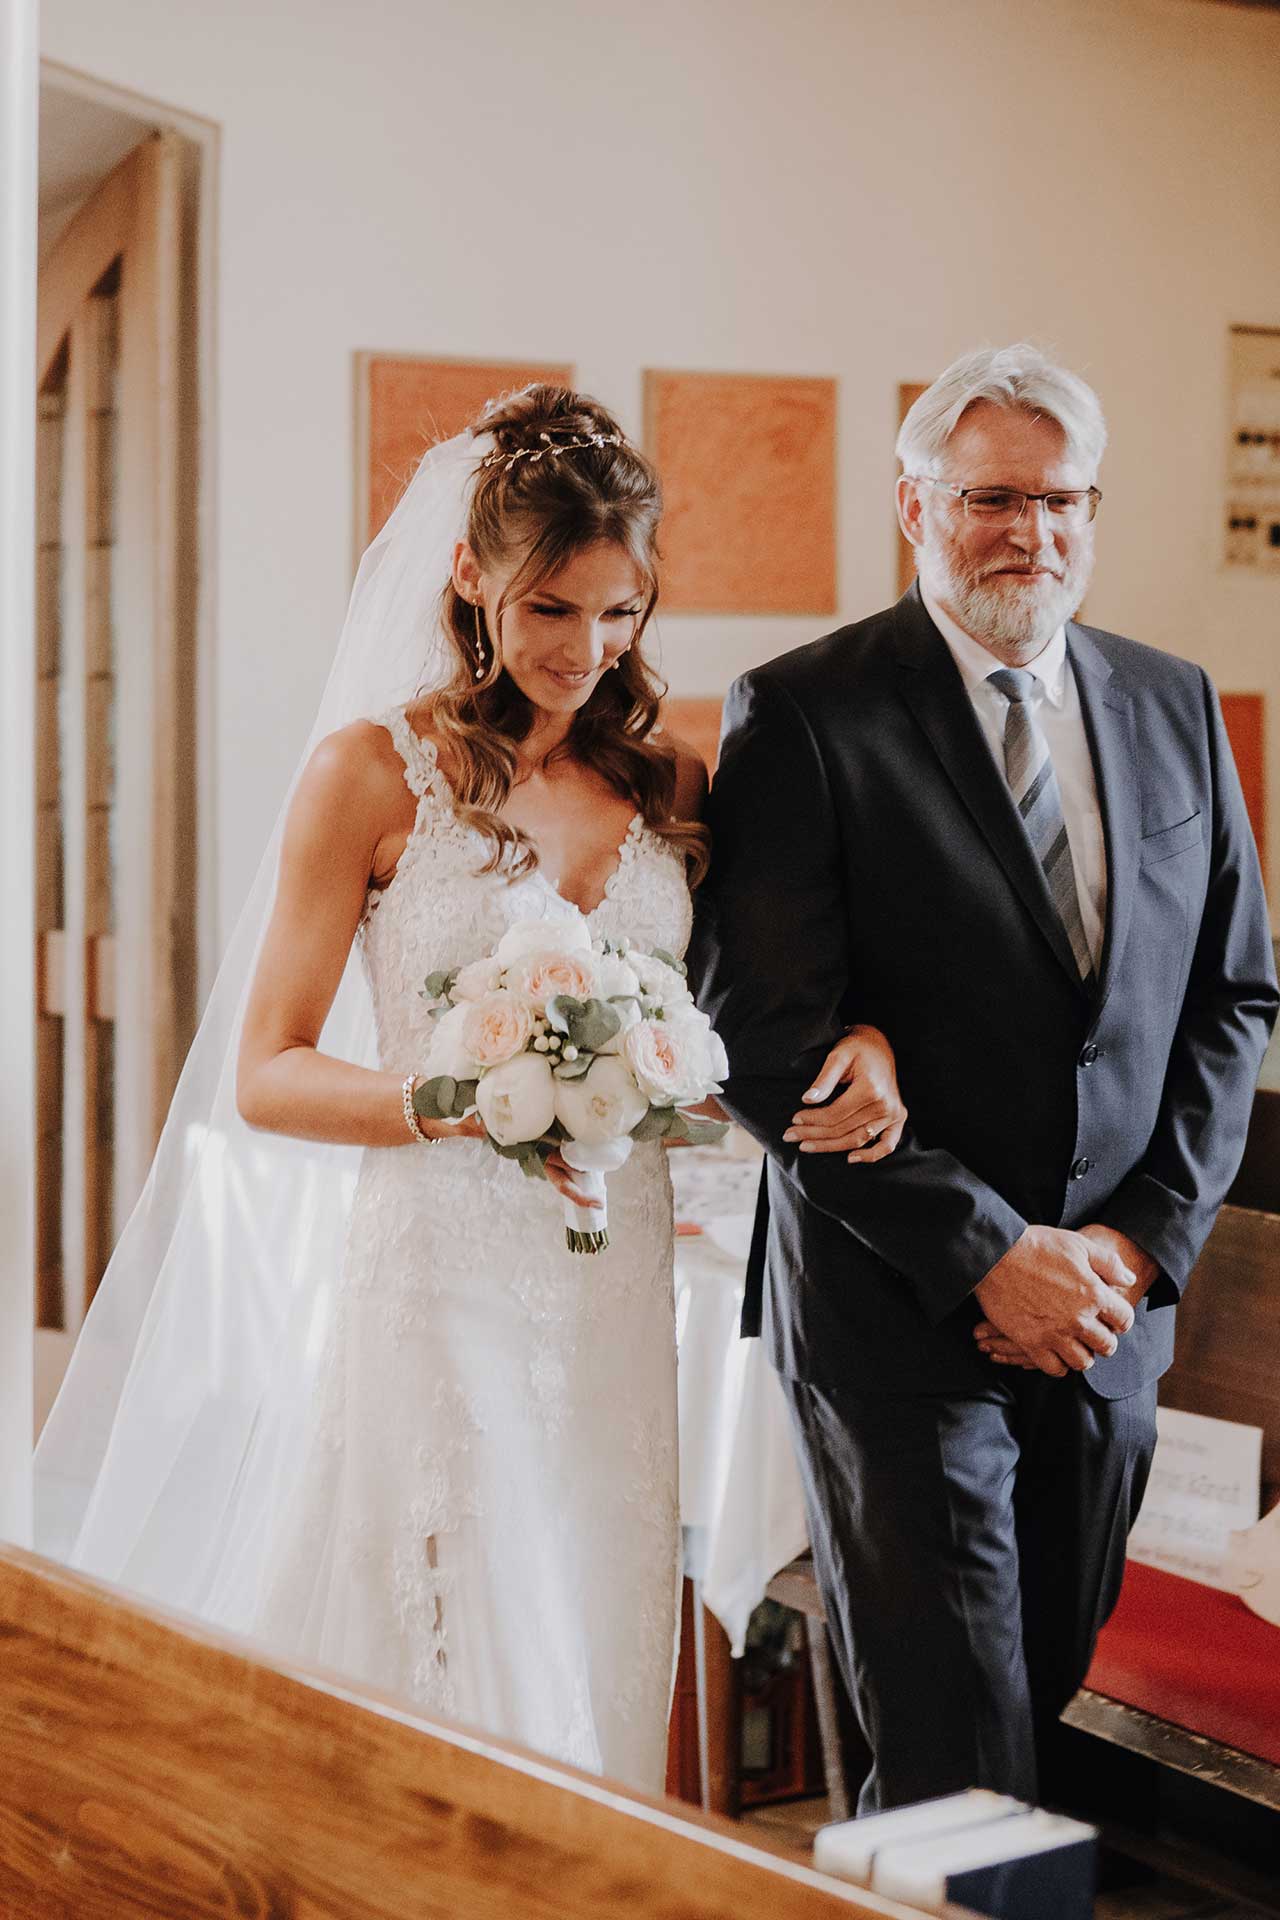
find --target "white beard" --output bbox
[919,541,1091,655]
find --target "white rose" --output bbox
[495,914,591,967]
[423,1002,481,1082]
[475,1052,558,1146]
[665,1009,728,1092]
[554,1055,650,1144]
[631,950,694,1007]
[451,956,503,1002]
[621,1013,723,1106]
[596,952,641,1001]
[460,990,534,1067]
[595,996,641,1055]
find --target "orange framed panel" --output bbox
[355,353,573,554]
[896,382,928,599]
[644,371,837,615]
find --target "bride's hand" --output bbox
[782,1024,907,1164]
[543,1149,603,1211]
[428,1112,487,1141]
[429,1118,600,1209]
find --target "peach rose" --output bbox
[460,990,534,1068]
[621,1014,725,1106]
[508,949,599,1014]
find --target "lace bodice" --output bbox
[359,706,694,1073]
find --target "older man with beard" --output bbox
[690,345,1277,1811]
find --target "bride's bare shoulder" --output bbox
[290,718,414,827]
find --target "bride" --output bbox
[35,385,906,1794]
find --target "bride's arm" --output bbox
[236,723,482,1147]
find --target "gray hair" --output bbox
[896,344,1108,479]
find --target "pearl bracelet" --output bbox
[402,1072,440,1146]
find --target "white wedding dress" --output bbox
[248,708,691,1794]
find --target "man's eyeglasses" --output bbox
[914,479,1102,529]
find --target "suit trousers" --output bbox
[779,1366,1158,1812]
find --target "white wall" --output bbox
[39,0,1280,946]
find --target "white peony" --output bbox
[554,1054,650,1144]
[424,1002,481,1082]
[621,1012,726,1106]
[495,914,591,968]
[560,1136,634,1174]
[451,955,503,1002]
[475,1052,558,1146]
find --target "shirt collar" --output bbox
[920,584,1067,707]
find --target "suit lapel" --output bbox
[1067,622,1139,1005]
[892,587,1089,995]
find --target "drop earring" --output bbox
[472,601,487,681]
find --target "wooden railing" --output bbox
[0,1546,955,1920]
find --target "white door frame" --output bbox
[0,0,39,1547]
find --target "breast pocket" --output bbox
[1138,811,1203,867]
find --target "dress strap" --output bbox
[378,706,438,800]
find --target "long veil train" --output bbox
[34,431,479,1627]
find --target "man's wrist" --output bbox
[1082,1222,1159,1296]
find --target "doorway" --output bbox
[34,65,217,1431]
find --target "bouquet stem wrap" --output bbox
[560,1139,632,1256]
[563,1168,609,1255]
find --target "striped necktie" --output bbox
[987,668,1096,986]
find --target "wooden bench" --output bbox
[0,1544,962,1920]
[1066,1202,1280,1813]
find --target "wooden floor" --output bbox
[738,1797,1278,1920]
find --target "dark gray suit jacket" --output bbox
[688,586,1278,1399]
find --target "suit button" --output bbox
[1071,1157,1092,1180]
[1080,1043,1099,1067]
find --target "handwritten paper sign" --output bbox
[1128,1406,1262,1589]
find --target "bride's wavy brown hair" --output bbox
[418,385,709,887]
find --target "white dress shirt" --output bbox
[921,586,1108,970]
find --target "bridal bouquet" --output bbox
[413,917,728,1254]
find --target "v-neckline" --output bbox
[405,718,644,921]
[530,811,644,921]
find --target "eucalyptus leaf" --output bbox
[631,1105,676,1142]
[566,998,621,1053]
[412,1076,455,1121]
[544,994,581,1036]
[452,1079,479,1117]
[650,948,687,977]
[422,969,457,1001]
[678,1116,731,1147]
[517,1145,549,1182]
[554,1055,592,1081]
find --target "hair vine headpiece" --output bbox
[479,429,626,474]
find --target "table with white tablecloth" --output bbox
[672,1144,809,1656]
